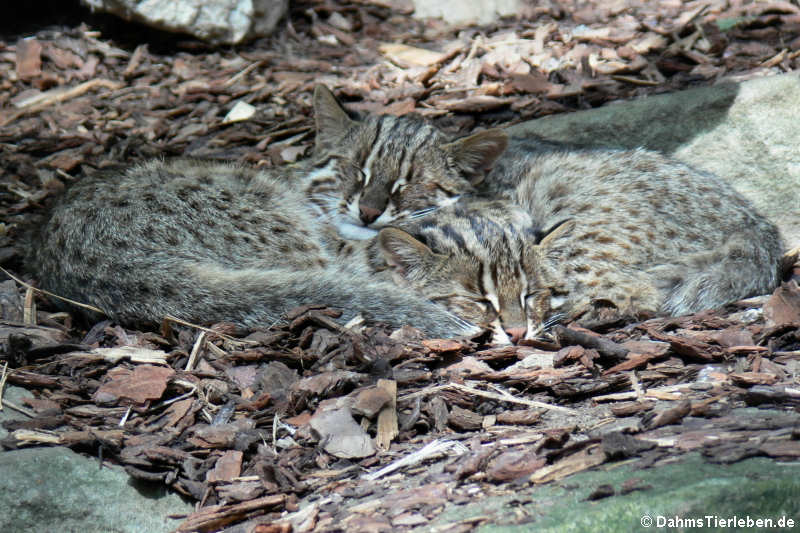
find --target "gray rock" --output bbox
[508,72,800,249]
[425,450,800,533]
[81,0,289,44]
[0,385,33,440]
[0,386,192,533]
[412,0,521,26]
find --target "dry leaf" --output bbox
[379,43,447,67]
[763,282,800,327]
[309,405,375,459]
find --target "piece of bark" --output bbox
[351,386,393,418]
[641,400,691,430]
[610,401,655,417]
[0,281,24,322]
[175,494,286,533]
[207,450,244,483]
[643,328,719,361]
[603,352,661,374]
[552,326,629,362]
[93,365,175,405]
[455,442,497,480]
[429,396,449,432]
[601,432,656,460]
[763,282,800,327]
[486,449,546,482]
[16,39,43,80]
[531,443,606,484]
[496,409,542,426]
[448,406,483,431]
[729,372,778,387]
[375,379,398,450]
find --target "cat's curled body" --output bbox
[28,156,476,337]
[374,143,785,342]
[507,145,784,321]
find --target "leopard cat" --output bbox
[374,146,785,343]
[375,200,540,344]
[27,156,479,338]
[310,85,508,240]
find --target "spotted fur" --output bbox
[28,157,478,337]
[373,146,785,343]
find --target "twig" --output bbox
[630,371,644,400]
[552,325,629,362]
[0,266,106,315]
[0,362,8,410]
[185,331,207,372]
[361,438,468,481]
[2,399,36,418]
[162,315,257,346]
[223,60,264,88]
[118,405,132,427]
[610,75,660,86]
[451,382,578,414]
[2,79,123,127]
[23,287,36,325]
[399,382,577,415]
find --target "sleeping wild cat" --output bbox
[376,145,784,344]
[28,85,514,336]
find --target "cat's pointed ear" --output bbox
[537,218,576,254]
[313,85,355,149]
[378,228,435,281]
[443,129,508,184]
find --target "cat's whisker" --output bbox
[408,206,439,219]
[525,314,566,341]
[542,313,566,331]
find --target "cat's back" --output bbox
[45,159,324,261]
[30,159,337,305]
[513,147,781,256]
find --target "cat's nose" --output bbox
[359,203,382,225]
[505,327,526,344]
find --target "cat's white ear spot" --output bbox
[444,128,509,180]
[438,194,461,207]
[550,294,567,310]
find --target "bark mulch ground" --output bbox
[1,1,800,531]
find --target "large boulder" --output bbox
[508,72,800,249]
[81,0,289,45]
[412,0,521,26]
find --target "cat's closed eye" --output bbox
[437,295,498,324]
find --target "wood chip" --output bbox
[379,43,447,67]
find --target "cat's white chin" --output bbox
[336,221,379,240]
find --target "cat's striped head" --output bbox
[375,203,575,345]
[311,85,508,240]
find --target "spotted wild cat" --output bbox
[374,146,784,343]
[28,156,478,337]
[310,85,508,239]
